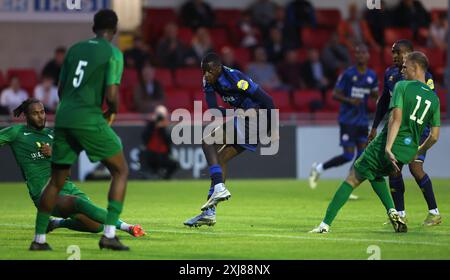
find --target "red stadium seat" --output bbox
[192,90,208,112]
[416,47,446,68]
[431,9,447,21]
[301,27,333,49]
[325,90,340,112]
[416,27,429,46]
[118,88,133,113]
[154,68,174,89]
[193,89,228,111]
[210,28,230,50]
[174,68,203,90]
[438,89,447,113]
[293,90,323,112]
[0,71,5,90]
[7,68,38,95]
[296,48,308,63]
[383,47,393,65]
[119,69,139,111]
[384,28,413,46]
[316,9,342,28]
[215,9,242,27]
[121,68,139,91]
[268,90,294,113]
[178,27,193,46]
[368,48,383,69]
[233,48,251,70]
[166,88,194,112]
[142,8,177,44]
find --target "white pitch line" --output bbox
[151,229,450,247]
[1,223,448,247]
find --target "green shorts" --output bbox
[32,181,90,217]
[354,140,395,181]
[52,124,123,165]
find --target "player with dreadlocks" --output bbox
[0,99,145,251]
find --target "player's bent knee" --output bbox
[409,163,425,180]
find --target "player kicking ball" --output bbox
[368,40,441,226]
[0,99,145,247]
[309,44,379,201]
[310,51,440,233]
[31,9,131,251]
[184,53,276,227]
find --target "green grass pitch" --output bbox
[0,179,449,260]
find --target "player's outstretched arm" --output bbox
[417,126,440,156]
[385,108,402,171]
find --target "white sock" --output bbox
[104,225,116,238]
[34,234,46,244]
[320,222,329,229]
[316,163,324,173]
[398,211,406,218]
[51,218,64,227]
[214,183,225,192]
[119,222,132,232]
[429,208,440,215]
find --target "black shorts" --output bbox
[339,123,368,147]
[206,114,269,152]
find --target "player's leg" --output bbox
[387,127,407,220]
[310,167,364,233]
[74,124,130,250]
[370,175,407,233]
[347,141,368,200]
[409,160,441,226]
[185,145,244,227]
[309,124,356,189]
[206,144,244,200]
[200,123,234,211]
[52,213,104,233]
[388,172,407,219]
[50,193,145,237]
[30,165,71,251]
[309,146,355,188]
[99,151,130,249]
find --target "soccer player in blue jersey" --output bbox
[367,39,441,226]
[184,53,276,227]
[309,44,379,193]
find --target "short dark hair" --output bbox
[93,9,118,33]
[13,98,42,117]
[406,51,429,71]
[395,39,414,52]
[55,46,66,54]
[201,53,222,71]
[354,42,368,52]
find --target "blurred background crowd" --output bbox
[0,0,448,119]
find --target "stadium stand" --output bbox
[6,69,38,96]
[1,2,447,119]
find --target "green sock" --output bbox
[60,219,104,233]
[74,198,125,229]
[323,181,354,226]
[370,179,395,211]
[35,212,51,234]
[74,197,108,223]
[106,200,123,226]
